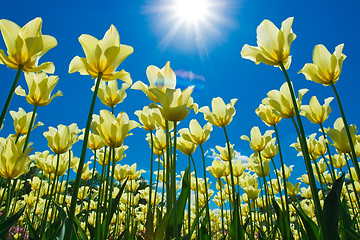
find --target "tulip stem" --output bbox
[172,121,178,239]
[319,123,336,181]
[3,179,12,219]
[0,65,23,129]
[330,83,360,182]
[23,104,37,151]
[190,154,200,239]
[279,62,327,239]
[65,72,103,240]
[200,144,212,238]
[148,129,154,213]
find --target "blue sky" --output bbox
[1,0,360,199]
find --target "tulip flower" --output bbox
[330,154,346,169]
[69,25,132,83]
[132,61,176,102]
[241,17,296,70]
[87,131,104,151]
[261,138,279,159]
[255,103,282,126]
[179,119,212,145]
[207,160,227,179]
[265,82,308,119]
[10,107,43,137]
[37,154,70,179]
[43,123,81,154]
[15,72,62,106]
[92,79,130,108]
[0,137,33,179]
[95,145,128,165]
[286,182,300,197]
[91,110,138,148]
[243,186,260,200]
[241,126,274,152]
[215,143,235,162]
[299,44,346,86]
[325,117,357,154]
[300,96,333,124]
[176,135,196,155]
[276,164,294,180]
[0,17,56,73]
[199,97,237,128]
[149,86,197,122]
[134,106,159,131]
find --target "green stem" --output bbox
[319,123,336,181]
[23,104,37,151]
[330,82,360,182]
[172,121,178,239]
[188,155,191,235]
[65,72,103,240]
[200,144,212,238]
[279,62,326,239]
[148,129,154,213]
[3,179,12,219]
[85,149,97,231]
[190,154,200,239]
[0,65,23,128]
[222,126,237,204]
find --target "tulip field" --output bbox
[0,15,359,240]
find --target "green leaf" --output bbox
[230,194,245,240]
[52,202,68,240]
[272,198,294,240]
[322,174,345,240]
[0,205,26,238]
[293,203,320,240]
[72,214,88,240]
[339,198,358,240]
[24,213,41,240]
[143,206,154,240]
[199,221,210,240]
[339,226,360,240]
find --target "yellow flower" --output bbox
[261,138,279,159]
[147,129,166,153]
[241,126,274,152]
[127,163,146,180]
[179,119,212,146]
[286,182,300,197]
[15,72,62,106]
[10,107,43,136]
[149,86,197,122]
[87,131,104,151]
[255,103,282,126]
[265,82,308,119]
[290,133,319,159]
[299,44,346,86]
[207,160,227,179]
[72,161,94,180]
[95,145,128,165]
[131,61,176,103]
[325,117,357,154]
[134,106,159,131]
[0,17,56,73]
[69,25,132,83]
[215,143,235,162]
[199,97,237,128]
[92,80,130,108]
[91,110,138,148]
[232,160,245,177]
[0,137,33,179]
[300,96,333,124]
[241,17,296,70]
[277,164,294,179]
[37,153,70,179]
[43,123,81,154]
[176,135,197,156]
[330,154,346,169]
[243,185,260,200]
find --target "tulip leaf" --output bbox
[25,213,41,240]
[272,198,294,240]
[322,174,344,240]
[52,202,68,240]
[293,203,320,240]
[0,205,25,238]
[230,194,245,240]
[338,198,359,240]
[199,220,210,240]
[71,214,87,240]
[143,206,154,240]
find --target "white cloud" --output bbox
[206,148,248,164]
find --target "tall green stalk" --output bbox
[148,129,154,213]
[23,104,37,151]
[279,62,327,239]
[65,72,103,240]
[0,65,23,128]
[172,121,178,239]
[330,83,360,182]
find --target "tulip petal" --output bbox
[0,19,21,55]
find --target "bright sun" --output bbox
[174,0,209,23]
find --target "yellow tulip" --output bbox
[241,126,274,152]
[255,103,282,126]
[330,154,346,169]
[0,17,56,73]
[15,72,62,106]
[243,185,260,200]
[131,61,176,103]
[232,160,245,177]
[95,145,128,165]
[149,86,197,122]
[176,135,197,155]
[179,119,212,145]
[299,44,346,86]
[286,182,300,197]
[276,164,294,180]
[298,174,310,185]
[10,107,43,136]
[325,117,357,154]
[215,143,235,162]
[92,79,130,108]
[241,17,296,70]
[291,133,318,159]
[261,138,279,159]
[134,106,159,131]
[87,131,104,151]
[91,110,138,148]
[72,161,94,180]
[43,123,81,154]
[69,25,132,83]
[114,164,129,182]
[147,129,166,152]
[37,154,70,179]
[300,96,333,124]
[207,160,226,179]
[0,137,33,179]
[199,97,237,128]
[127,163,146,180]
[265,82,308,119]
